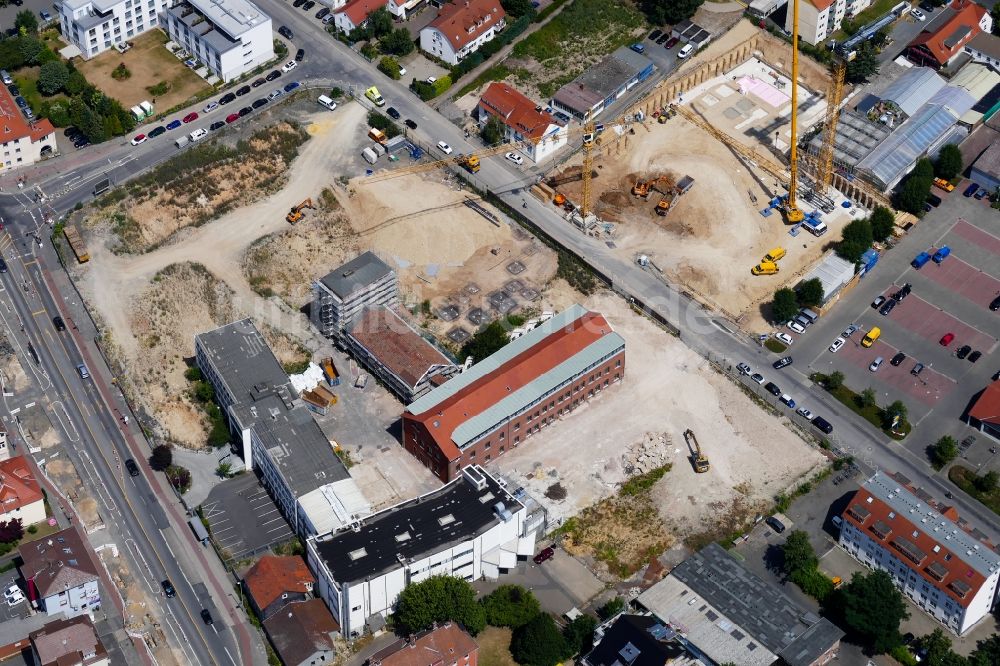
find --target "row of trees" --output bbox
[348,8,414,57]
[895,146,963,215]
[836,206,895,263]
[394,577,596,665]
[771,278,824,323]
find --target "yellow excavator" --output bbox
[286,198,315,224]
[684,428,710,473]
[632,176,672,200]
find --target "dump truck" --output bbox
[458,154,480,173]
[286,198,314,224]
[751,261,779,275]
[684,428,709,473]
[63,225,90,263]
[655,194,676,215]
[764,247,786,262]
[321,357,341,386]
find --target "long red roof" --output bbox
[429,0,506,51]
[907,0,987,65]
[478,82,562,142]
[969,380,1000,425]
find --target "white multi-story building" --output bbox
[313,252,399,338]
[477,82,567,164]
[0,88,56,171]
[163,0,274,82]
[307,465,534,637]
[839,472,1000,635]
[19,528,101,618]
[59,0,166,58]
[785,0,869,45]
[419,0,506,66]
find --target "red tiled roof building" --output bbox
[907,0,992,69]
[419,0,506,65]
[477,82,567,164]
[0,456,45,527]
[243,555,315,620]
[969,380,1000,440]
[367,622,478,666]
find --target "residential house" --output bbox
[19,527,101,618]
[263,599,340,666]
[0,456,46,527]
[366,622,479,666]
[30,616,109,666]
[477,82,567,163]
[243,555,315,620]
[419,0,506,66]
[0,87,56,170]
[333,0,389,35]
[907,0,992,69]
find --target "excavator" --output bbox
[631,176,672,200]
[684,428,710,473]
[286,198,315,224]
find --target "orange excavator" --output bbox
[632,176,673,200]
[286,198,315,224]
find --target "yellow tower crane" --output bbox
[786,0,804,224]
[815,59,847,193]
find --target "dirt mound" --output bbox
[599,190,630,208]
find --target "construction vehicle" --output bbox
[632,176,672,199]
[751,261,779,275]
[684,428,710,473]
[553,192,566,206]
[655,194,676,216]
[286,198,314,224]
[458,154,480,173]
[764,247,786,262]
[321,357,341,386]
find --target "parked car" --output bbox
[940,333,955,346]
[911,251,931,269]
[278,25,293,38]
[426,76,437,84]
[911,362,925,376]
[765,516,786,533]
[268,89,283,100]
[74,137,90,149]
[266,70,282,81]
[932,246,951,263]
[4,585,24,606]
[405,118,417,129]
[166,119,182,130]
[386,107,401,119]
[437,140,453,154]
[282,60,297,72]
[737,362,752,376]
[130,133,147,145]
[316,7,330,18]
[963,182,979,197]
[209,121,225,131]
[890,352,906,366]
[911,7,926,20]
[125,458,140,476]
[225,113,240,123]
[39,10,52,21]
[220,92,236,104]
[236,85,251,96]
[533,546,555,564]
[871,295,886,308]
[869,356,884,372]
[990,295,1000,311]
[656,33,669,44]
[630,43,646,54]
[968,350,982,363]
[182,112,199,123]
[829,337,846,353]
[750,373,765,385]
[796,407,814,420]
[893,283,912,300]
[302,0,315,9]
[295,48,305,61]
[251,77,266,87]
[678,43,694,58]
[779,394,796,408]
[252,98,268,109]
[812,415,833,434]
[202,102,219,114]
[665,36,679,48]
[7,84,19,96]
[879,299,897,316]
[842,324,859,337]
[774,332,794,346]
[773,356,793,369]
[505,151,524,166]
[649,29,662,40]
[974,188,988,200]
[239,106,252,117]
[956,345,972,359]
[764,382,781,397]
[787,320,805,334]
[14,96,27,108]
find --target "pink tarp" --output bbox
[737,76,790,109]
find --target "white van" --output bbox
[317,95,337,111]
[188,128,208,142]
[175,135,189,149]
[0,70,11,85]
[678,43,694,59]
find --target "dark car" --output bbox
[14,96,27,108]
[878,298,897,316]
[266,70,282,81]
[926,193,942,208]
[656,33,669,44]
[252,98,267,109]
[166,119,182,130]
[292,0,304,7]
[63,126,80,137]
[161,580,176,598]
[295,48,305,61]
[405,118,417,129]
[149,126,166,137]
[665,36,679,48]
[811,415,833,434]
[52,316,66,331]
[963,182,980,197]
[890,352,906,366]
[303,0,315,9]
[0,258,7,273]
[974,187,988,200]
[125,458,140,477]
[284,81,300,93]
[957,345,972,359]
[278,25,293,38]
[911,362,925,376]
[991,295,1000,311]
[209,121,225,131]
[533,546,555,564]
[200,609,214,625]
[74,137,90,149]
[649,29,662,40]
[239,106,252,117]
[251,77,266,87]
[871,295,886,309]
[236,85,251,96]
[219,92,237,105]
[7,84,19,96]
[903,632,916,646]
[386,107,401,120]
[764,382,781,397]
[893,283,912,300]
[968,350,982,363]
[773,356,793,369]
[316,7,330,18]
[765,516,786,533]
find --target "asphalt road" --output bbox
[0,208,247,665]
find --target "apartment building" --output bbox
[195,319,369,537]
[0,456,46,527]
[0,87,56,171]
[419,0,506,66]
[313,252,399,339]
[402,305,625,482]
[59,0,166,58]
[477,82,567,164]
[163,0,274,82]
[19,528,101,619]
[785,0,854,46]
[30,616,109,666]
[307,465,530,637]
[839,472,1000,635]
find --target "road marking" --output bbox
[31,309,45,316]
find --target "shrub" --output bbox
[929,436,957,470]
[166,465,192,494]
[111,63,131,80]
[146,81,171,96]
[150,444,173,471]
[510,614,569,666]
[598,596,625,619]
[377,56,401,80]
[481,585,540,628]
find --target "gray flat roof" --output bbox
[166,4,240,52]
[318,252,394,301]
[968,32,1000,61]
[311,466,521,584]
[189,0,269,38]
[639,544,843,666]
[553,47,653,114]
[196,320,349,496]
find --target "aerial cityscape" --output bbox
[0,0,996,663]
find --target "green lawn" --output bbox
[477,627,517,666]
[810,373,908,437]
[949,466,1000,516]
[512,0,646,63]
[764,339,787,354]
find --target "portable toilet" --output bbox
[139,100,154,117]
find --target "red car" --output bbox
[665,37,679,49]
[225,113,240,124]
[939,333,955,346]
[533,546,555,564]
[183,112,199,123]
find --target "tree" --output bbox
[481,584,540,629]
[460,319,511,363]
[38,61,69,96]
[797,278,824,308]
[378,56,401,80]
[837,217,873,263]
[510,613,569,666]
[885,400,907,427]
[18,36,43,65]
[598,596,625,619]
[915,629,960,666]
[480,114,505,145]
[970,634,1000,665]
[896,175,932,214]
[640,0,704,25]
[772,287,799,323]
[394,575,486,635]
[166,465,192,493]
[993,4,1000,36]
[781,530,817,576]
[501,0,534,17]
[15,10,38,34]
[826,371,845,390]
[380,28,414,56]
[845,43,879,83]
[0,518,23,544]
[869,206,895,243]
[367,7,393,38]
[929,435,958,470]
[859,387,876,409]
[975,470,998,494]
[837,570,909,653]
[563,614,597,657]
[150,444,173,471]
[934,144,963,181]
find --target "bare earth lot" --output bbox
[75,30,209,110]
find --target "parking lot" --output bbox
[0,570,29,624]
[200,473,294,562]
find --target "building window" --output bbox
[485,442,491,449]
[499,432,505,441]
[616,359,621,367]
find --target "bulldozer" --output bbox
[751,261,779,275]
[684,428,709,473]
[458,154,480,173]
[286,198,315,224]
